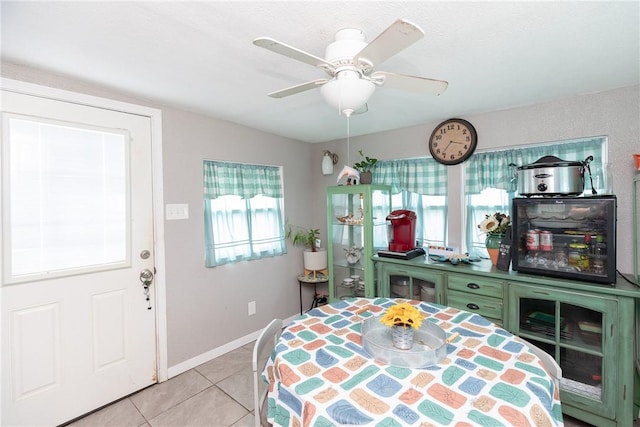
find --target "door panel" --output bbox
[1,89,157,426]
[92,289,127,370]
[10,302,61,400]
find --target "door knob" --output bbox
[140,269,153,286]
[139,269,154,310]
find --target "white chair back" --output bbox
[252,318,282,427]
[522,338,562,389]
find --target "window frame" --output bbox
[203,160,286,268]
[374,157,449,247]
[2,113,132,284]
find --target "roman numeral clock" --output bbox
[428,118,478,165]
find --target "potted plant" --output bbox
[353,149,378,184]
[379,301,425,349]
[286,224,327,273]
[477,211,511,265]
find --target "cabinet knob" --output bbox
[466,303,480,310]
[467,283,480,289]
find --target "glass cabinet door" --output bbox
[327,185,391,301]
[376,261,445,305]
[508,284,617,418]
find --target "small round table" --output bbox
[297,274,328,315]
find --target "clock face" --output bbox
[428,119,478,165]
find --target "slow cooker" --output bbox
[515,155,594,197]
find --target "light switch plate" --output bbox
[166,204,189,220]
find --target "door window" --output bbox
[3,115,129,283]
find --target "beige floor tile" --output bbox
[230,412,255,427]
[66,398,145,427]
[130,369,213,420]
[195,346,252,384]
[216,368,255,411]
[148,386,248,427]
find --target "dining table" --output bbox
[263,297,564,426]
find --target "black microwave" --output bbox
[511,196,617,284]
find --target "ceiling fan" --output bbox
[253,19,448,117]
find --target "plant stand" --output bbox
[303,268,328,279]
[297,274,329,315]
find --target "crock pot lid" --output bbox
[518,155,583,170]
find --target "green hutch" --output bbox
[326,184,391,301]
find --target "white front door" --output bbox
[1,88,158,426]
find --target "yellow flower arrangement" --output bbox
[379,302,425,330]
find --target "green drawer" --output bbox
[446,290,503,321]
[447,274,504,299]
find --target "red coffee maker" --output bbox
[386,210,417,252]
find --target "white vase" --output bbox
[303,249,327,271]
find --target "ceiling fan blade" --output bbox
[253,37,335,71]
[267,79,328,98]
[354,19,424,67]
[371,71,448,96]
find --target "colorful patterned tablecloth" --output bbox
[263,297,563,426]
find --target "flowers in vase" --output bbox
[379,302,425,329]
[478,212,511,236]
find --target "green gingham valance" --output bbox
[465,137,605,195]
[374,157,448,196]
[203,160,283,200]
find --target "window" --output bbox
[391,192,448,247]
[467,188,512,256]
[203,160,285,267]
[3,115,129,282]
[465,136,607,256]
[375,158,448,246]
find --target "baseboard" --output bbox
[166,313,298,379]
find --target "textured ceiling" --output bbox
[2,1,639,143]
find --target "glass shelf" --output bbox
[326,185,391,301]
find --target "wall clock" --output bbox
[428,118,478,165]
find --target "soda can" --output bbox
[540,231,553,251]
[526,229,540,251]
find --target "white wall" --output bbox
[312,85,640,275]
[160,108,313,367]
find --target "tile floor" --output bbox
[67,343,256,427]
[68,340,597,427]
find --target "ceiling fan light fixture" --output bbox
[320,71,375,117]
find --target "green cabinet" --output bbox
[445,272,505,326]
[374,255,640,426]
[376,261,445,304]
[326,185,391,301]
[634,172,640,283]
[507,284,633,426]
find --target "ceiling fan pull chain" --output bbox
[347,115,351,166]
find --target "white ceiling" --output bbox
[2,1,639,143]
